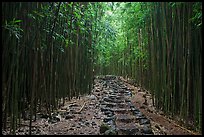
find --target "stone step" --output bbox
[116,122,139,135]
[113,108,132,114]
[115,114,135,123]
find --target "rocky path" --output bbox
[2,75,200,135]
[96,75,153,135]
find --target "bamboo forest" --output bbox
[2,2,202,135]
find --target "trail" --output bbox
[3,75,199,135]
[95,75,153,135]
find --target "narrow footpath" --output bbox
[3,75,199,135]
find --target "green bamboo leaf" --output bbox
[65,39,69,47]
[14,20,22,23]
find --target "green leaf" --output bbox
[14,20,22,23]
[65,39,69,47]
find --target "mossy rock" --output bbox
[104,129,117,135]
[100,123,111,134]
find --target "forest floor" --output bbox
[120,77,201,135]
[2,75,201,135]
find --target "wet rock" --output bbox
[85,121,90,126]
[88,95,97,100]
[101,107,113,112]
[69,127,74,130]
[142,126,153,134]
[100,123,111,134]
[95,116,101,119]
[71,124,76,127]
[106,103,116,108]
[125,98,131,102]
[139,118,150,125]
[92,121,97,126]
[53,114,62,121]
[112,89,118,93]
[104,129,117,135]
[95,89,101,92]
[109,95,117,99]
[103,116,115,122]
[118,103,127,108]
[130,106,140,112]
[35,128,41,134]
[147,108,153,113]
[113,108,130,113]
[124,91,132,96]
[133,111,144,118]
[18,128,24,132]
[106,120,115,128]
[103,97,112,102]
[79,122,85,127]
[113,99,123,103]
[118,126,138,135]
[116,114,134,123]
[104,110,113,115]
[107,112,114,117]
[155,124,161,130]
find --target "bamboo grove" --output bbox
[1,2,202,134]
[2,2,98,134]
[94,2,202,132]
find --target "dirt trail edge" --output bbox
[2,75,201,135]
[119,76,201,135]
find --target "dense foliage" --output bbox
[2,2,96,134]
[94,2,202,132]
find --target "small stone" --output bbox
[142,126,153,134]
[95,115,101,119]
[155,124,161,130]
[85,121,90,126]
[125,98,131,102]
[118,127,138,135]
[104,129,117,135]
[91,121,97,126]
[71,124,76,127]
[54,114,61,121]
[147,108,153,113]
[101,107,113,112]
[18,128,24,132]
[106,103,116,108]
[103,116,115,123]
[140,118,150,125]
[103,97,111,102]
[134,111,143,118]
[104,110,113,115]
[69,127,74,130]
[89,95,97,100]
